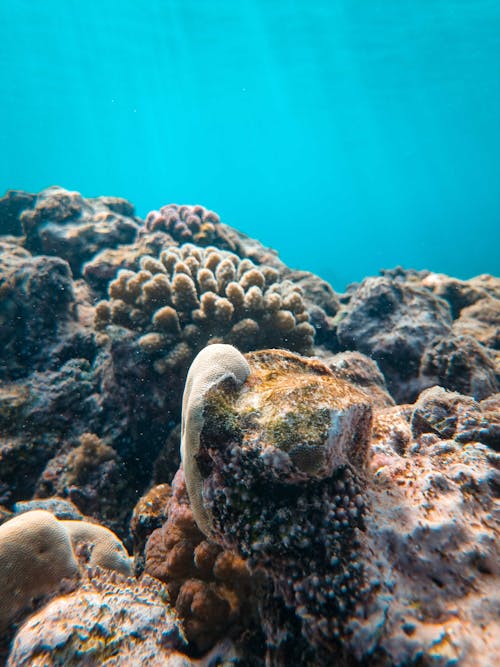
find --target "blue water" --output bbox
[1,1,499,290]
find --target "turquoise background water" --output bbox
[1,0,499,289]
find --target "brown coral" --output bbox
[94,244,315,374]
[144,469,254,654]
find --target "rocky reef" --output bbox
[0,185,498,665]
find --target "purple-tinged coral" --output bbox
[145,204,228,247]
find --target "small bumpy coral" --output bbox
[144,469,254,654]
[94,243,315,372]
[145,203,240,251]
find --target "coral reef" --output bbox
[179,345,500,666]
[130,483,173,573]
[144,469,255,654]
[1,186,499,665]
[18,186,140,276]
[0,246,75,380]
[35,433,130,534]
[336,271,500,402]
[320,350,395,408]
[145,203,239,252]
[0,507,133,663]
[181,346,373,662]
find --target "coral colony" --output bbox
[0,186,498,665]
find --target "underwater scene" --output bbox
[0,1,499,666]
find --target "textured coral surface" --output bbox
[144,470,255,655]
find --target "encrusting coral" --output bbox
[6,570,188,667]
[94,243,316,374]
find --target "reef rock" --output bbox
[6,571,188,666]
[337,276,453,402]
[179,345,500,666]
[18,186,140,277]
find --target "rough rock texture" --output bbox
[144,470,255,655]
[179,346,500,666]
[19,186,140,276]
[0,248,75,380]
[336,276,453,402]
[411,386,500,450]
[6,571,189,667]
[364,408,500,667]
[337,272,500,403]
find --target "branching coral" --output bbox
[94,244,315,374]
[144,203,242,254]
